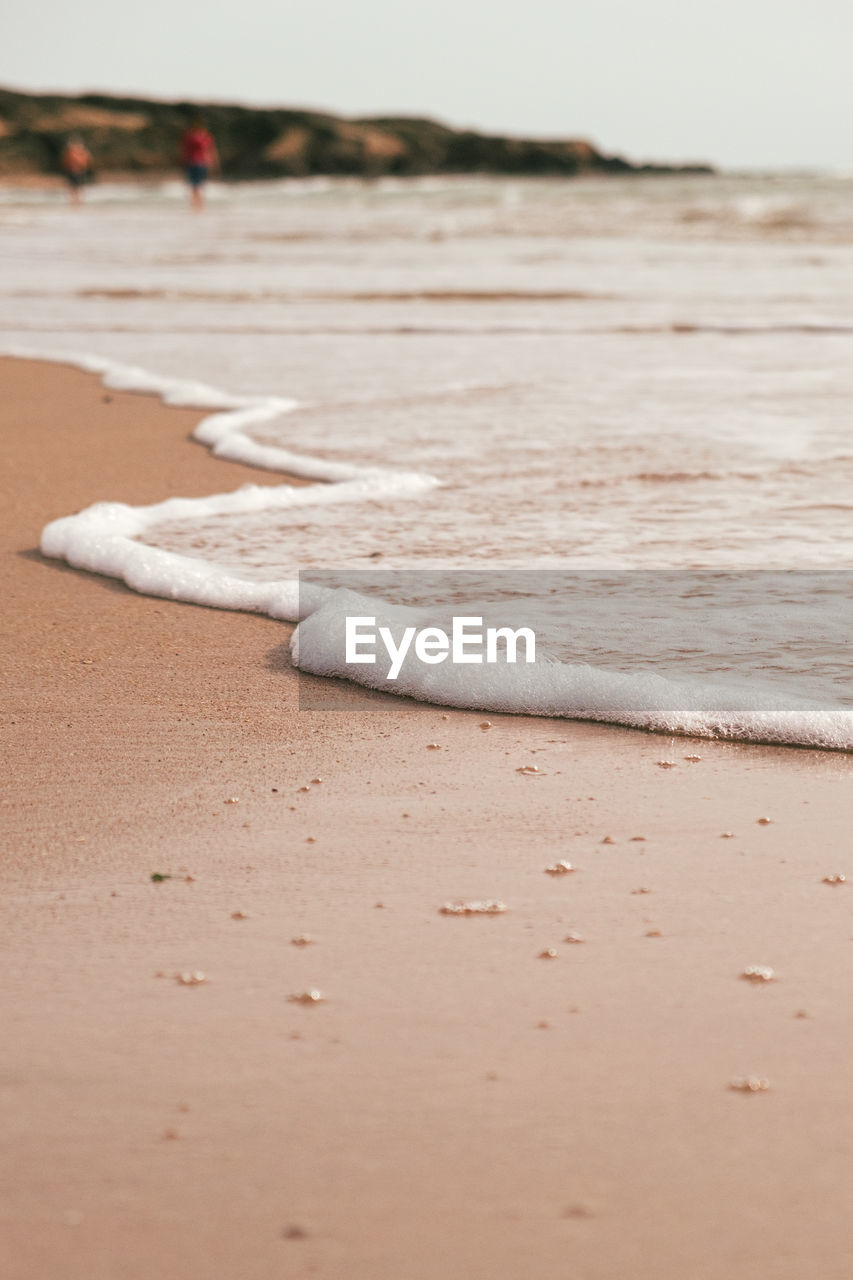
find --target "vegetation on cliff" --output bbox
[0,86,713,180]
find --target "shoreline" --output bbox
[3,355,853,1279]
[24,351,850,751]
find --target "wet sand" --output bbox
[2,355,853,1280]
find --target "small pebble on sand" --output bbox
[757,816,773,825]
[601,836,615,845]
[440,900,508,915]
[427,743,441,750]
[822,874,846,885]
[729,1076,770,1092]
[741,965,775,982]
[545,860,576,876]
[657,761,677,769]
[176,971,206,986]
[224,797,239,804]
[721,832,735,839]
[564,930,585,944]
[231,911,249,920]
[539,948,559,959]
[311,777,323,784]
[517,765,540,775]
[684,754,702,762]
[563,1203,596,1219]
[631,887,652,895]
[289,990,325,1004]
[480,721,493,730]
[629,835,647,842]
[645,929,662,938]
[291,934,314,946]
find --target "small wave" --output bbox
[611,321,853,336]
[21,287,615,305]
[578,468,728,489]
[292,590,853,751]
[9,316,853,342]
[575,455,853,490]
[15,344,851,752]
[0,322,574,337]
[327,289,615,303]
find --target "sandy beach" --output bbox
[3,354,853,1280]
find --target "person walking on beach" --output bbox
[61,135,93,205]
[179,119,219,211]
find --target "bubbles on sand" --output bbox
[729,1076,771,1093]
[741,965,775,983]
[440,900,508,915]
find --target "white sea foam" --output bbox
[15,342,851,750]
[10,346,848,749]
[20,345,436,618]
[291,589,853,750]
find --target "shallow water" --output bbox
[4,173,853,743]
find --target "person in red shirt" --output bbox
[179,119,219,210]
[61,135,93,206]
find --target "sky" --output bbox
[3,0,852,170]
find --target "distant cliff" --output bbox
[0,86,714,180]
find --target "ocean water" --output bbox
[3,171,853,746]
